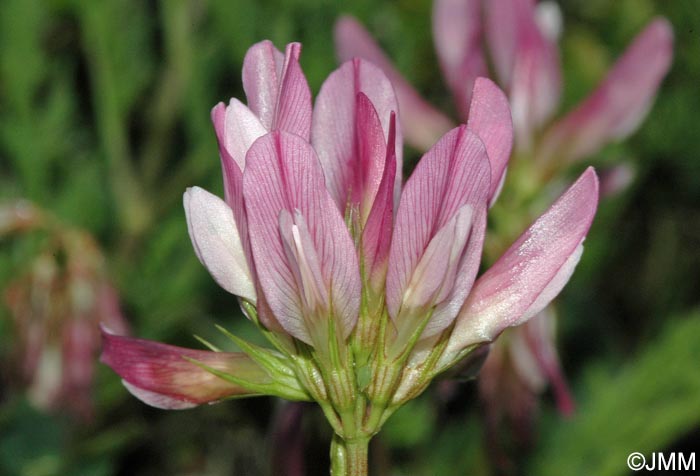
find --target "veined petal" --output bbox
[101,330,269,409]
[243,132,361,345]
[444,167,599,362]
[387,126,490,336]
[242,41,312,140]
[486,0,561,145]
[355,93,393,220]
[362,114,397,290]
[432,0,488,119]
[538,18,673,164]
[312,57,402,214]
[184,187,256,303]
[274,43,313,140]
[334,16,454,151]
[467,78,514,204]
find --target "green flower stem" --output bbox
[331,434,370,476]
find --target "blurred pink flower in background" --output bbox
[2,201,128,420]
[336,0,673,163]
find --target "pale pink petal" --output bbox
[467,78,514,203]
[223,99,267,171]
[101,330,268,409]
[486,0,561,146]
[387,126,490,337]
[335,16,454,151]
[599,162,635,198]
[362,114,397,290]
[211,104,248,231]
[183,187,256,303]
[242,40,285,130]
[211,103,259,299]
[402,205,474,311]
[446,167,599,357]
[534,1,563,42]
[521,309,575,415]
[521,244,583,323]
[425,209,486,337]
[312,59,402,214]
[538,18,673,164]
[432,0,488,119]
[279,209,330,316]
[485,0,517,88]
[121,381,199,410]
[506,327,547,392]
[242,41,312,140]
[243,132,361,345]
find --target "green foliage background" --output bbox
[0,0,698,475]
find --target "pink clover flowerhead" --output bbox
[101,40,598,450]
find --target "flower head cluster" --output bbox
[101,40,598,442]
[334,0,672,452]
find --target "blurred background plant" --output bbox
[0,0,697,475]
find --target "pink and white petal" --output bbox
[386,126,490,325]
[538,18,673,164]
[101,330,268,409]
[223,99,268,171]
[467,78,514,203]
[335,16,454,151]
[402,205,474,312]
[273,43,313,140]
[432,0,489,119]
[183,187,256,303]
[424,208,486,337]
[212,103,242,207]
[242,40,285,130]
[279,209,330,316]
[312,59,401,212]
[445,167,599,359]
[211,104,249,249]
[244,132,361,344]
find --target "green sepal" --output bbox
[193,334,221,352]
[239,300,295,357]
[183,356,311,402]
[388,307,435,363]
[215,324,296,379]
